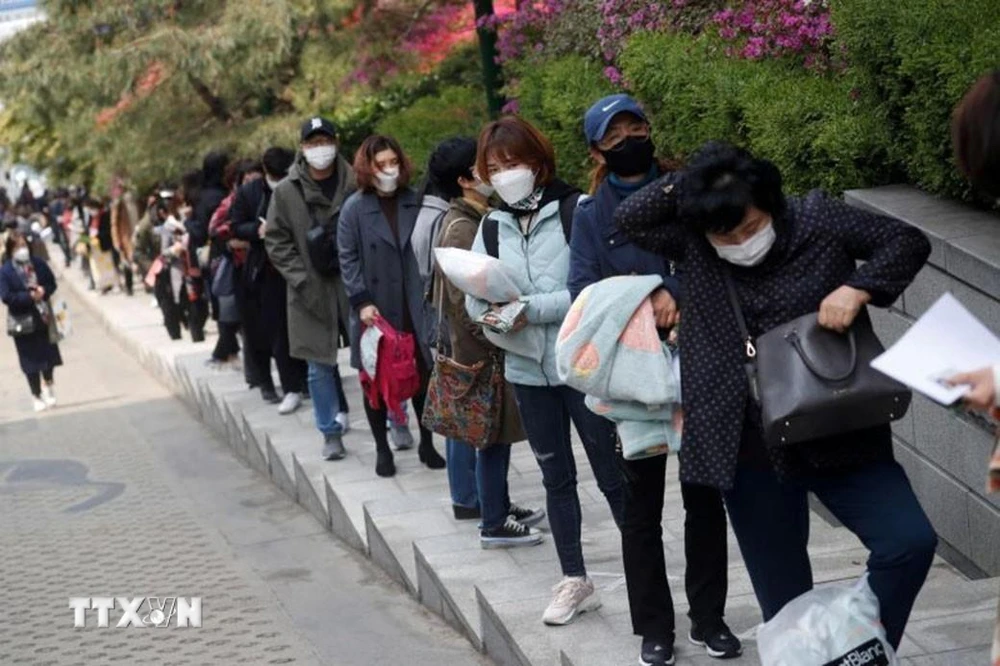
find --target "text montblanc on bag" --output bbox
[821,639,890,666]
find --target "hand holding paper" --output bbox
[870,293,1000,405]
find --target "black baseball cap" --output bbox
[300,116,338,142]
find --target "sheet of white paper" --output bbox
[870,293,1000,404]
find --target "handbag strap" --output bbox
[722,271,762,404]
[787,328,859,382]
[722,271,756,361]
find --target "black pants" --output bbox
[621,454,729,641]
[212,322,241,361]
[362,364,431,455]
[333,365,349,413]
[26,367,54,397]
[110,248,133,296]
[187,284,208,343]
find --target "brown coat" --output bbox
[433,197,525,445]
[111,191,138,260]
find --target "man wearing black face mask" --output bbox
[568,95,741,665]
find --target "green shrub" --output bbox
[833,0,1000,199]
[619,33,745,162]
[513,55,616,190]
[375,85,489,178]
[620,31,894,194]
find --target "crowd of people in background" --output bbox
[5,68,1000,664]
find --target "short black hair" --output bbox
[428,137,478,201]
[202,150,230,188]
[262,147,295,179]
[680,141,786,234]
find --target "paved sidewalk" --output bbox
[0,275,489,665]
[57,259,998,666]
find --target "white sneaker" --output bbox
[335,412,350,433]
[32,397,47,413]
[41,385,57,408]
[278,392,302,415]
[542,576,601,626]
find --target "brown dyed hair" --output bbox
[952,70,1000,197]
[476,116,556,187]
[4,230,26,262]
[352,135,413,193]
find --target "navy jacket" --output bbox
[0,258,63,374]
[568,177,680,302]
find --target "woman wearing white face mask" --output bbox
[1,231,63,412]
[338,134,446,478]
[465,116,625,627]
[615,141,936,652]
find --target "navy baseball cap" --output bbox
[300,116,338,142]
[584,94,648,144]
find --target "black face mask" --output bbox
[600,136,656,178]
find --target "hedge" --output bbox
[617,31,892,195]
[513,55,616,190]
[501,1,1000,201]
[832,0,1000,200]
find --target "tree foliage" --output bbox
[0,0,481,192]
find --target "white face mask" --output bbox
[709,222,777,267]
[303,145,338,171]
[266,176,285,191]
[13,247,29,264]
[491,167,536,205]
[374,167,400,194]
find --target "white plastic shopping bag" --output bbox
[51,298,73,340]
[433,247,522,303]
[757,575,897,666]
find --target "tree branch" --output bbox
[186,73,232,123]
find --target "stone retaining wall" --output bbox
[846,185,1000,577]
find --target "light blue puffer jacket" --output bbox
[465,198,573,387]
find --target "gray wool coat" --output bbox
[337,187,434,371]
[264,153,356,366]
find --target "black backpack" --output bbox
[481,193,581,258]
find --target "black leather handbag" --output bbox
[725,276,911,448]
[6,311,37,337]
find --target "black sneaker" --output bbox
[689,621,742,659]
[260,387,281,404]
[508,503,545,528]
[480,517,543,549]
[639,637,675,666]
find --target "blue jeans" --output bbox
[307,361,343,437]
[447,438,478,509]
[512,383,625,577]
[446,439,514,531]
[722,457,937,649]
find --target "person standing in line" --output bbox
[337,134,447,478]
[428,136,545,544]
[568,95,741,664]
[206,158,263,371]
[950,70,1000,666]
[465,117,625,626]
[1,231,62,412]
[615,141,936,651]
[232,146,309,414]
[266,117,356,461]
[110,176,138,297]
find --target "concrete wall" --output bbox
[845,185,1000,577]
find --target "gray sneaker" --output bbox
[389,425,414,451]
[322,433,346,461]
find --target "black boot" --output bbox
[418,442,446,470]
